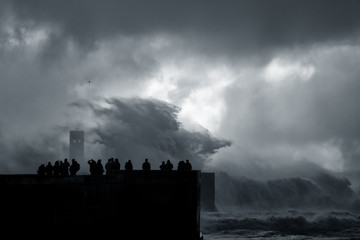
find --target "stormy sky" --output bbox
[1,0,360,179]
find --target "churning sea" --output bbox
[200,207,360,240]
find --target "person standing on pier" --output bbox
[125,160,133,171]
[142,158,151,171]
[69,159,80,176]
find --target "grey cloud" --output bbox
[0,127,68,173]
[1,0,360,186]
[4,0,360,58]
[215,47,360,178]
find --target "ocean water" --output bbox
[200,208,360,240]
[205,171,360,239]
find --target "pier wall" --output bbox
[201,172,216,211]
[0,171,201,239]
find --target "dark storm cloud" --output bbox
[1,0,360,183]
[4,0,360,57]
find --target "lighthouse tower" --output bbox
[69,130,84,163]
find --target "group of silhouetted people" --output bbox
[87,158,137,175]
[87,159,105,175]
[88,158,192,175]
[159,159,192,171]
[87,158,134,175]
[38,158,192,176]
[105,158,121,174]
[37,158,80,177]
[177,160,192,171]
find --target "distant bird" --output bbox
[88,80,91,84]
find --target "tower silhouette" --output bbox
[69,130,84,163]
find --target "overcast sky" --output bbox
[1,0,360,177]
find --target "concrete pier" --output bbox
[201,172,216,211]
[0,171,201,239]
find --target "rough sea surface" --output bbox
[200,208,360,240]
[202,171,360,239]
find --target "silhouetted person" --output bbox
[59,161,64,176]
[125,160,133,171]
[105,158,114,174]
[45,161,54,176]
[142,158,151,171]
[88,159,96,175]
[53,160,60,176]
[114,158,120,171]
[165,160,173,171]
[177,160,186,171]
[160,161,166,171]
[61,158,70,176]
[69,159,80,176]
[185,160,192,171]
[96,159,104,175]
[37,164,46,176]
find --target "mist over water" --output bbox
[214,171,360,212]
[0,97,231,173]
[1,97,359,205]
